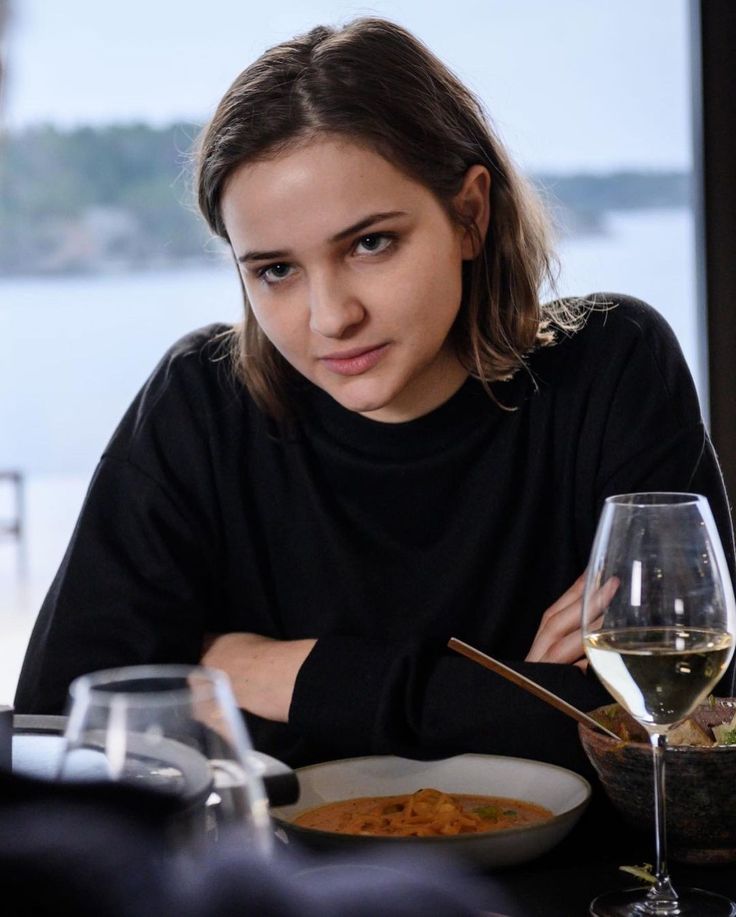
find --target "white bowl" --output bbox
[272,754,590,869]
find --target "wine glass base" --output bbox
[589,886,736,916]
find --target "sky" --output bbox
[2,0,694,172]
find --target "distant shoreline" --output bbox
[0,122,692,279]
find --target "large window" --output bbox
[0,0,701,700]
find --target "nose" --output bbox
[308,271,366,338]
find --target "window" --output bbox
[0,0,704,700]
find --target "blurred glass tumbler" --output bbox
[58,665,273,856]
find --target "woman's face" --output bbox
[221,137,487,422]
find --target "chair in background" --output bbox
[0,471,25,576]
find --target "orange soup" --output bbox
[293,787,553,837]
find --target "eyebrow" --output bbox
[236,210,408,264]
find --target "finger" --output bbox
[541,593,587,641]
[544,608,611,666]
[538,592,611,663]
[583,576,620,626]
[528,594,594,663]
[526,571,598,663]
[540,626,587,665]
[543,571,587,617]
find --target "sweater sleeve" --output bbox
[14,329,229,715]
[13,455,214,714]
[289,636,611,773]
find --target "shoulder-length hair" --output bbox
[196,17,581,417]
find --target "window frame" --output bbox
[693,0,736,509]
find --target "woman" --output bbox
[14,18,734,772]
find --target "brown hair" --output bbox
[196,17,583,416]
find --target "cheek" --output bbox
[245,290,304,353]
[394,244,463,325]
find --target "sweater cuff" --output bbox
[288,635,395,754]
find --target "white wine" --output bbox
[584,627,732,731]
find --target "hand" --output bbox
[525,572,589,669]
[525,573,619,669]
[200,632,317,722]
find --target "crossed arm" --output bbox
[201,573,590,723]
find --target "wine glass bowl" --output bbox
[584,494,733,734]
[582,493,736,916]
[58,664,273,857]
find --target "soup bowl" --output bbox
[271,753,590,869]
[578,697,736,864]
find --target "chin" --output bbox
[312,367,413,418]
[327,385,394,417]
[337,395,389,416]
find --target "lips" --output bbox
[319,343,389,376]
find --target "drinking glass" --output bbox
[57,664,273,857]
[582,493,736,916]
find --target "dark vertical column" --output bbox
[693,1,736,507]
[0,706,12,771]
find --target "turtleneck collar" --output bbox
[295,372,531,461]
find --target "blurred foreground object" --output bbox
[0,766,494,917]
[58,665,273,856]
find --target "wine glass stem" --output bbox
[646,732,679,913]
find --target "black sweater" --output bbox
[14,295,735,773]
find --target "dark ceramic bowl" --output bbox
[578,698,736,865]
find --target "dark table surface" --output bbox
[465,791,736,916]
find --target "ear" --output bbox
[454,165,491,259]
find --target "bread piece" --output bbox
[668,717,715,747]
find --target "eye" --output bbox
[354,233,394,255]
[256,262,293,284]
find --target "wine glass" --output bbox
[582,493,736,916]
[57,664,273,858]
